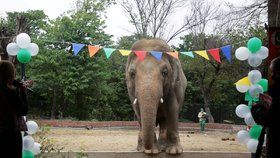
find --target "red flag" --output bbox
[134,51,147,61]
[208,48,221,63]
[88,45,100,57]
[166,51,179,59]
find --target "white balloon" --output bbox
[246,139,259,153]
[235,104,250,118]
[235,47,250,61]
[248,70,262,85]
[23,135,35,151]
[32,142,41,155]
[244,113,256,126]
[256,46,269,60]
[236,84,250,93]
[26,121,39,135]
[27,43,39,56]
[249,84,263,98]
[248,54,262,67]
[16,33,31,48]
[6,43,20,56]
[236,130,250,144]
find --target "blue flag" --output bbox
[72,43,85,56]
[180,51,194,58]
[150,51,163,60]
[221,45,231,62]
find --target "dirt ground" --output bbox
[44,128,247,152]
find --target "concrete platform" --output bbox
[42,151,251,158]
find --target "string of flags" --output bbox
[71,43,232,63]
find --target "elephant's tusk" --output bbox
[133,98,137,105]
[160,98,164,103]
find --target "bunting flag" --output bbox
[235,77,251,86]
[150,51,163,61]
[180,51,194,58]
[88,45,100,57]
[194,50,209,60]
[166,51,179,59]
[134,51,147,61]
[208,48,221,63]
[103,48,116,59]
[221,45,232,62]
[72,43,85,56]
[119,49,131,56]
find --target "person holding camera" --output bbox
[198,108,207,132]
[251,56,280,158]
[0,60,29,157]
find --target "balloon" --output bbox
[32,142,41,155]
[16,33,31,48]
[236,84,250,93]
[248,53,262,67]
[23,150,35,158]
[235,104,250,118]
[236,130,250,144]
[23,135,35,151]
[244,113,256,126]
[248,70,262,85]
[27,43,39,56]
[258,79,268,92]
[17,49,31,63]
[256,46,268,59]
[246,139,259,153]
[235,47,250,61]
[249,84,263,98]
[6,43,20,56]
[249,125,262,140]
[247,37,262,53]
[26,121,39,135]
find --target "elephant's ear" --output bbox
[168,55,180,88]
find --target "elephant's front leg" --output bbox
[137,129,160,154]
[165,96,183,154]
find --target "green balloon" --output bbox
[247,37,262,53]
[17,49,31,63]
[249,124,262,139]
[23,150,35,158]
[258,79,268,92]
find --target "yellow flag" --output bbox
[119,49,131,56]
[235,77,251,86]
[194,50,209,60]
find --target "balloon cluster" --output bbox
[6,33,39,63]
[22,121,41,158]
[234,37,268,153]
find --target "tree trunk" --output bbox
[51,89,57,119]
[201,87,215,123]
[268,0,280,27]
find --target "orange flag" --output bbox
[166,51,179,59]
[208,48,221,63]
[88,45,100,57]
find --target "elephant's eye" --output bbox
[130,70,136,79]
[162,68,168,77]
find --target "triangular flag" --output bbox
[88,45,100,57]
[103,48,116,59]
[235,77,251,86]
[134,51,147,61]
[150,51,163,61]
[208,48,221,63]
[194,50,209,60]
[166,51,179,59]
[221,45,231,62]
[119,49,131,56]
[72,43,85,56]
[180,51,194,58]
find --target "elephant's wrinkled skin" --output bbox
[125,39,187,154]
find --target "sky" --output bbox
[0,0,252,46]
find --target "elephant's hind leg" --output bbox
[158,121,167,151]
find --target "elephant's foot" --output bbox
[158,138,167,151]
[165,143,183,155]
[137,143,160,154]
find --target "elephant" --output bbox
[125,39,187,154]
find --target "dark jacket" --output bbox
[0,86,28,132]
[251,83,280,158]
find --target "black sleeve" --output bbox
[6,88,28,116]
